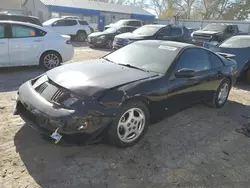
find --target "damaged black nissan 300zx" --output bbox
[13,40,238,147]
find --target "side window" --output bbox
[11,25,46,38]
[78,20,88,25]
[208,52,224,68]
[158,28,171,37]
[0,24,5,39]
[176,49,211,72]
[52,20,67,26]
[67,20,77,26]
[128,21,141,27]
[171,27,182,36]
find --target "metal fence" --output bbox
[155,19,250,33]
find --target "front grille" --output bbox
[51,89,69,103]
[35,82,48,94]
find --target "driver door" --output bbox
[165,48,213,110]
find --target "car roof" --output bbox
[0,20,46,30]
[135,40,194,48]
[0,13,39,19]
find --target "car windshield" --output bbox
[43,18,58,25]
[202,23,227,32]
[103,27,119,33]
[115,20,128,26]
[132,25,161,36]
[103,42,180,74]
[219,36,250,48]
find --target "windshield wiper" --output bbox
[118,63,148,72]
[102,57,116,64]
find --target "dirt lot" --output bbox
[1,43,250,188]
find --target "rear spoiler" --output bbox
[216,52,236,59]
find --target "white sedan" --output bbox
[0,21,74,69]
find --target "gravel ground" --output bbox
[0,43,250,188]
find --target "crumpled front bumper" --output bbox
[13,81,112,138]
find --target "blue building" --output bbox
[23,0,155,30]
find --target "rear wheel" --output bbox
[76,31,87,42]
[40,51,61,70]
[108,101,149,148]
[205,78,231,108]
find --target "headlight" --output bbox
[63,94,79,107]
[33,75,48,88]
[97,35,106,40]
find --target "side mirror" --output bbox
[157,33,164,39]
[117,30,121,34]
[174,68,195,78]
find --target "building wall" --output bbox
[100,11,130,25]
[23,0,50,22]
[0,8,23,15]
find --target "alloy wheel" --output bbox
[217,83,229,105]
[44,53,60,70]
[117,108,146,143]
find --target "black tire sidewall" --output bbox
[77,31,86,42]
[108,101,149,148]
[213,79,231,108]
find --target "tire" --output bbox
[106,39,113,49]
[205,78,231,108]
[245,69,250,85]
[76,31,87,42]
[108,101,149,148]
[40,51,62,70]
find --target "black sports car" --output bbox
[208,35,250,84]
[87,26,137,48]
[13,41,237,147]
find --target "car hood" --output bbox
[46,59,158,98]
[116,32,149,40]
[210,46,249,72]
[88,32,103,37]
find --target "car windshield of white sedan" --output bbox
[104,43,180,74]
[219,36,250,48]
[132,25,161,36]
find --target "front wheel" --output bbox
[108,101,149,148]
[106,39,113,49]
[205,78,231,108]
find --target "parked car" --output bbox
[0,21,74,69]
[104,19,143,30]
[113,24,192,49]
[208,35,250,84]
[43,17,92,41]
[13,40,237,147]
[87,26,137,48]
[192,23,248,47]
[0,13,42,26]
